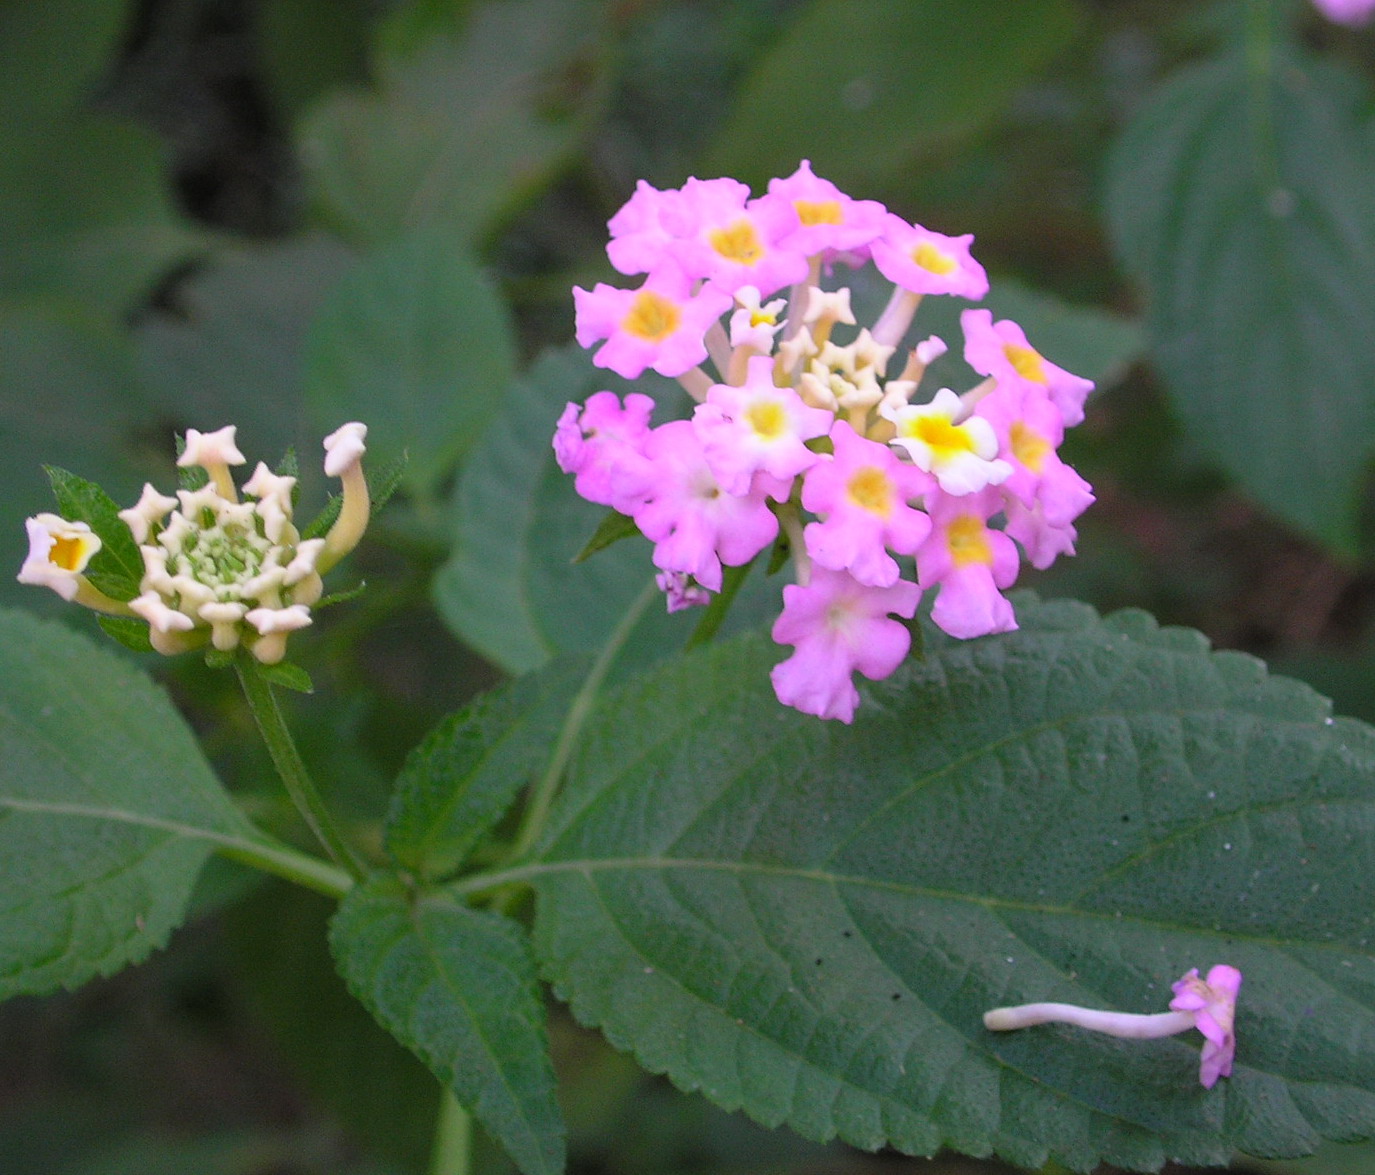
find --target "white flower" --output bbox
[17,514,102,601]
[323,422,368,478]
[177,426,246,471]
[884,387,1012,495]
[118,484,179,544]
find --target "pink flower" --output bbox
[962,309,1094,427]
[975,384,1095,527]
[693,355,833,494]
[574,268,733,379]
[771,567,920,723]
[1170,965,1242,1089]
[606,180,688,275]
[762,160,888,258]
[916,490,1020,639]
[553,391,656,510]
[801,421,933,588]
[663,177,810,297]
[618,420,778,592]
[1311,0,1375,25]
[870,216,989,300]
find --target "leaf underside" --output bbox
[527,596,1375,1172]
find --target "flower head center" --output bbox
[1004,343,1047,383]
[947,514,993,566]
[912,241,957,275]
[623,290,681,341]
[846,466,894,516]
[1010,421,1052,472]
[795,199,843,227]
[709,218,765,265]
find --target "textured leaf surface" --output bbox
[433,345,779,675]
[331,878,565,1175]
[0,610,255,997]
[704,0,1080,193]
[303,228,516,497]
[299,0,602,247]
[518,598,1375,1171]
[1104,48,1375,551]
[386,655,589,878]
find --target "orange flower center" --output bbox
[1004,343,1047,383]
[912,242,956,275]
[794,199,843,226]
[947,514,992,566]
[846,467,893,516]
[1009,421,1051,473]
[622,290,681,341]
[709,218,765,265]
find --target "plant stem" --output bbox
[429,1089,472,1175]
[235,655,367,880]
[214,835,353,900]
[684,558,753,652]
[504,577,657,864]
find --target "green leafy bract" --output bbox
[520,598,1375,1171]
[1104,46,1375,553]
[330,878,565,1175]
[0,610,255,997]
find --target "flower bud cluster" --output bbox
[556,163,1095,722]
[19,423,371,664]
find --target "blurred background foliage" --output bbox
[1,0,1374,1172]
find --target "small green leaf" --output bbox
[299,0,604,247]
[704,0,1081,194]
[0,609,255,997]
[1104,47,1375,552]
[385,655,588,878]
[573,509,641,563]
[96,615,154,654]
[331,878,565,1175]
[516,598,1375,1171]
[303,229,515,498]
[45,467,144,601]
[257,661,315,694]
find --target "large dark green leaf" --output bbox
[0,0,132,128]
[298,0,604,247]
[0,610,255,997]
[704,0,1081,194]
[385,654,589,878]
[331,878,565,1175]
[302,228,517,498]
[1104,47,1375,552]
[495,598,1375,1171]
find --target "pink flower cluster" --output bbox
[1311,0,1375,26]
[555,163,1095,722]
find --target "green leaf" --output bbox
[512,598,1375,1171]
[385,655,589,878]
[302,229,516,498]
[1104,47,1375,553]
[257,661,315,694]
[96,615,155,654]
[299,0,605,247]
[703,0,1081,194]
[135,236,359,482]
[0,609,255,997]
[330,878,566,1175]
[0,114,201,317]
[573,508,641,563]
[0,0,132,128]
[45,467,145,601]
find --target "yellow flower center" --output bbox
[794,199,843,226]
[846,466,893,516]
[709,218,765,265]
[947,514,992,567]
[746,400,787,440]
[912,242,956,275]
[1004,343,1047,383]
[904,415,976,460]
[622,290,681,341]
[1009,421,1051,473]
[48,533,90,571]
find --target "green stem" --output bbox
[429,1088,472,1175]
[235,655,367,880]
[215,835,353,900]
[683,558,753,652]
[503,578,657,865]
